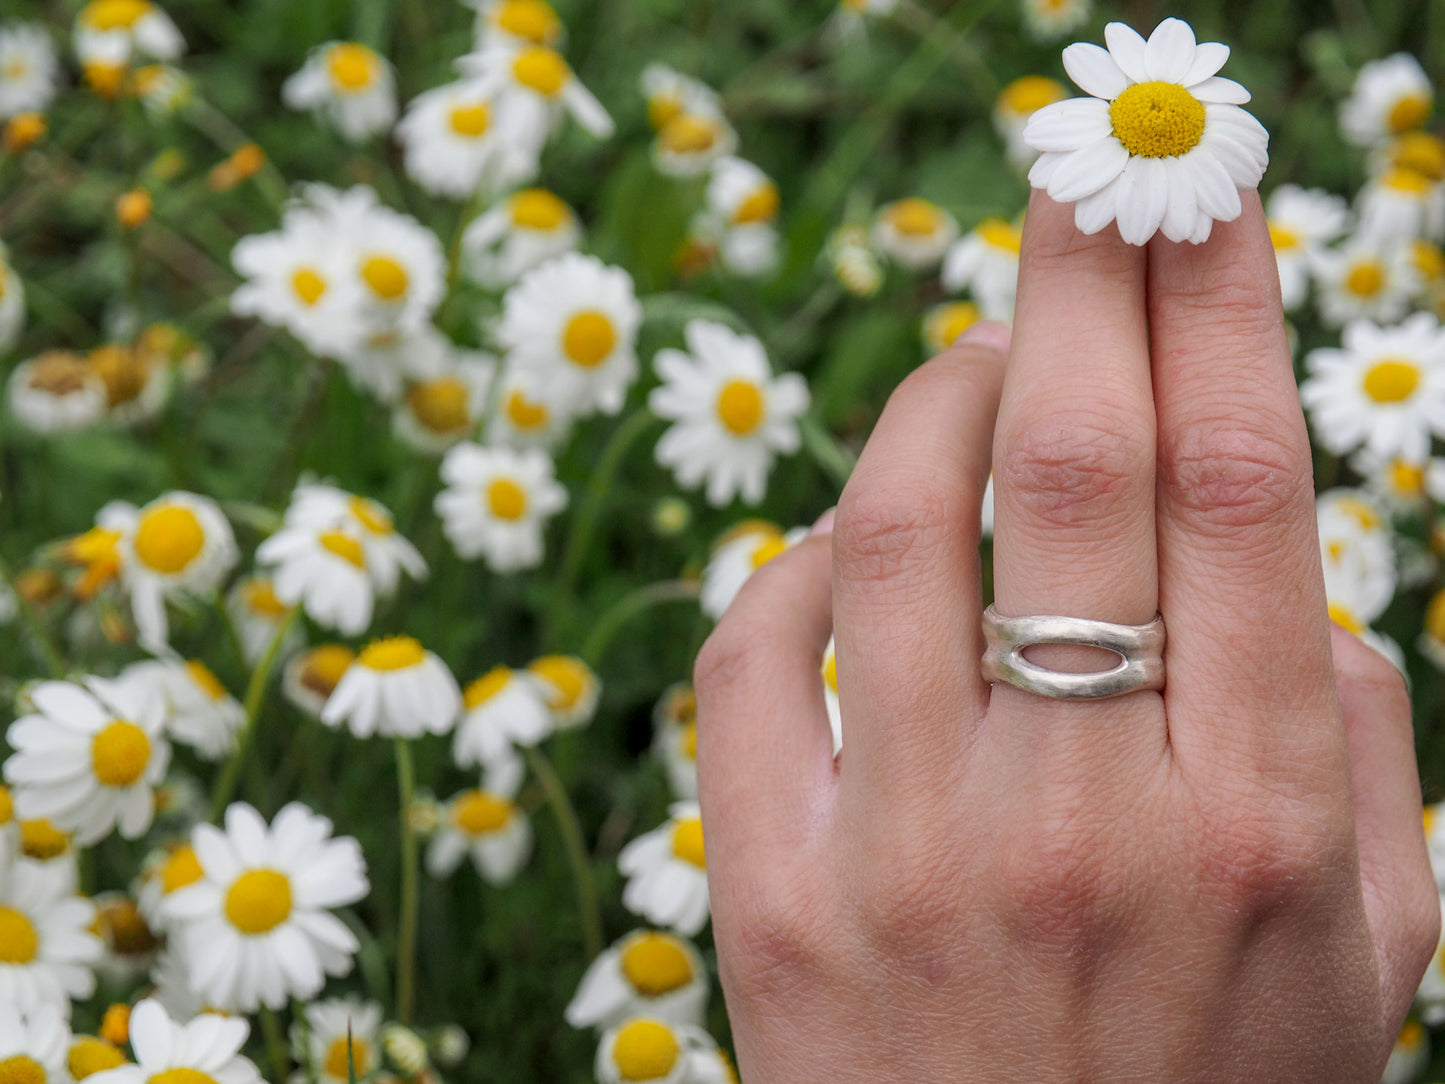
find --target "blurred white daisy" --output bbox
[225,574,302,666]
[653,112,738,178]
[435,442,569,571]
[595,1017,730,1084]
[458,39,613,142]
[256,523,373,636]
[134,839,205,933]
[526,654,599,730]
[0,245,24,356]
[91,890,160,986]
[283,644,357,719]
[0,22,59,119]
[166,802,369,1012]
[698,521,804,620]
[469,0,565,48]
[619,801,710,936]
[701,157,781,277]
[922,300,983,354]
[7,351,107,433]
[649,319,809,506]
[394,355,496,455]
[283,483,428,596]
[652,683,697,800]
[0,858,101,1014]
[640,64,722,131]
[397,77,536,199]
[1340,53,1433,148]
[428,756,532,885]
[941,216,1023,319]
[129,61,190,115]
[485,363,577,450]
[1020,0,1093,40]
[334,321,453,404]
[831,0,900,40]
[321,636,461,739]
[87,342,169,428]
[1356,166,1445,243]
[454,665,554,767]
[872,197,959,270]
[566,928,708,1031]
[462,187,582,289]
[123,657,242,761]
[825,224,884,298]
[1266,184,1350,312]
[73,0,184,70]
[293,997,385,1084]
[283,41,397,143]
[1312,235,1419,326]
[85,999,261,1084]
[1317,488,1397,635]
[1421,590,1445,671]
[331,195,448,335]
[5,677,170,846]
[6,815,78,894]
[0,1003,69,1083]
[994,75,1068,168]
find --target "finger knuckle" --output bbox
[833,479,960,589]
[1405,873,1443,978]
[694,619,773,706]
[715,876,834,1005]
[1194,799,1349,916]
[997,413,1152,530]
[1160,423,1311,536]
[852,836,963,952]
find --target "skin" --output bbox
[693,190,1441,1082]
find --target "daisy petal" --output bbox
[1159,159,1201,243]
[1062,43,1128,100]
[1114,157,1169,245]
[1073,187,1120,236]
[1181,41,1231,86]
[1189,76,1251,104]
[1023,97,1113,153]
[1190,153,1243,222]
[1143,18,1197,84]
[1104,22,1149,85]
[1046,138,1129,203]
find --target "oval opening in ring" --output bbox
[1019,642,1128,675]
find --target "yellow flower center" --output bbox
[611,1019,681,1082]
[680,721,697,760]
[562,310,618,368]
[149,1069,221,1084]
[291,268,328,306]
[92,720,151,787]
[2,58,25,81]
[510,188,569,230]
[88,344,154,407]
[658,113,719,154]
[100,1005,129,1048]
[3,113,45,154]
[19,819,69,860]
[160,843,204,895]
[326,44,378,93]
[0,1056,45,1084]
[116,188,153,229]
[96,896,158,956]
[647,93,683,131]
[133,504,206,574]
[670,817,705,868]
[347,495,395,535]
[511,46,568,96]
[749,534,789,569]
[885,198,945,236]
[620,932,695,997]
[1427,589,1445,643]
[1383,167,1433,195]
[1391,131,1445,181]
[0,785,10,825]
[323,1036,373,1080]
[998,74,1065,116]
[186,659,227,700]
[505,388,550,430]
[1389,458,1426,496]
[361,255,410,301]
[822,651,838,693]
[528,655,590,709]
[1413,240,1445,282]
[81,0,153,30]
[1268,222,1300,251]
[930,301,981,348]
[1337,496,1383,531]
[26,351,90,396]
[452,789,513,835]
[300,645,356,698]
[1389,92,1432,134]
[494,0,561,42]
[408,377,471,434]
[0,907,39,964]
[243,577,289,618]
[733,182,780,225]
[1399,1018,1426,1049]
[319,530,366,569]
[978,217,1023,253]
[715,379,766,436]
[1327,601,1364,635]
[1361,357,1421,403]
[487,478,529,520]
[223,868,292,935]
[68,1038,126,1080]
[464,666,512,709]
[448,102,492,138]
[1108,80,1206,158]
[358,635,427,671]
[1345,259,1386,299]
[84,61,126,100]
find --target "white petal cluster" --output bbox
[435,442,569,572]
[618,801,710,937]
[0,22,59,119]
[283,41,397,143]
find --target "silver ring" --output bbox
[981,605,1165,700]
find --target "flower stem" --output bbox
[580,579,702,669]
[800,413,856,490]
[0,557,66,679]
[207,606,300,821]
[525,746,603,960]
[395,737,421,1025]
[259,1005,289,1083]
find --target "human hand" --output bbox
[694,190,1441,1082]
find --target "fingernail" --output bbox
[810,508,836,536]
[955,320,1012,352]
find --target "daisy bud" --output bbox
[67,1034,128,1079]
[382,1024,429,1076]
[3,113,45,154]
[116,188,153,229]
[431,1024,469,1066]
[100,1002,131,1046]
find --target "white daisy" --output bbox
[91,890,160,986]
[526,654,599,730]
[73,0,184,69]
[1301,312,1445,461]
[871,198,959,270]
[453,665,554,767]
[649,319,810,507]
[397,77,536,199]
[497,253,642,416]
[394,354,496,455]
[941,216,1023,319]
[1025,18,1269,246]
[165,802,368,1012]
[122,657,243,761]
[321,636,461,739]
[651,683,697,800]
[824,223,884,298]
[484,362,578,450]
[618,801,710,936]
[331,194,447,335]
[640,64,722,132]
[86,999,261,1084]
[7,351,107,434]
[1340,53,1433,148]
[565,928,708,1031]
[1312,234,1419,326]
[1266,184,1350,312]
[1373,130,1445,189]
[293,997,385,1084]
[0,244,24,356]
[282,42,397,143]
[462,187,582,290]
[469,0,565,48]
[283,483,428,596]
[698,520,805,620]
[256,524,373,636]
[1356,166,1445,243]
[428,756,532,885]
[922,300,983,354]
[0,858,101,1015]
[5,813,79,894]
[129,61,190,116]
[595,1018,730,1084]
[653,112,738,178]
[1020,0,1093,40]
[435,442,569,571]
[134,839,206,933]
[5,677,170,846]
[994,75,1068,168]
[283,644,357,719]
[334,321,453,404]
[457,39,613,142]
[87,342,170,427]
[1352,445,1436,514]
[701,157,781,277]
[0,22,59,119]
[225,574,303,667]
[0,1003,69,1083]
[1318,489,1397,633]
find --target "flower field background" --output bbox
[5,0,1445,1080]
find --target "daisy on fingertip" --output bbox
[321,636,461,739]
[1340,53,1433,148]
[283,41,397,143]
[454,665,554,767]
[283,644,356,719]
[566,927,708,1031]
[462,187,582,289]
[428,755,532,885]
[85,999,260,1084]
[293,997,385,1084]
[595,1017,732,1084]
[1024,18,1269,245]
[871,198,958,270]
[527,654,599,729]
[435,442,569,571]
[619,801,710,936]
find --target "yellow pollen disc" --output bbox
[224,868,292,935]
[464,666,512,709]
[658,113,719,154]
[97,896,157,956]
[1391,131,1445,181]
[3,59,26,81]
[1345,259,1386,299]
[527,655,590,708]
[1337,496,1382,531]
[68,1038,126,1080]
[1108,80,1206,158]
[116,189,152,229]
[647,93,683,131]
[448,102,492,137]
[999,74,1065,115]
[92,720,151,787]
[620,932,694,997]
[0,1056,45,1084]
[612,1019,681,1082]
[83,61,125,99]
[361,255,410,301]
[886,198,945,236]
[822,651,838,693]
[494,0,561,43]
[149,1069,221,1084]
[291,268,328,306]
[99,1005,129,1047]
[19,819,69,860]
[1389,92,1432,134]
[680,721,697,761]
[160,844,204,894]
[670,817,705,868]
[408,377,471,434]
[133,504,206,574]
[1425,803,1439,837]
[670,687,697,725]
[562,310,618,368]
[0,785,10,824]
[80,0,153,30]
[1267,222,1300,251]
[319,530,366,569]
[487,477,529,520]
[1389,459,1426,496]
[978,217,1023,253]
[749,535,789,569]
[715,379,766,436]
[186,659,228,701]
[358,636,427,671]
[326,43,377,92]
[1399,1018,1426,1048]
[843,0,868,11]
[733,182,780,225]
[1428,590,1445,643]
[0,906,39,964]
[505,388,550,430]
[243,578,289,618]
[510,189,569,230]
[88,344,153,407]
[1413,240,1445,282]
[931,301,981,347]
[323,1036,373,1080]
[452,789,512,835]
[1362,357,1421,403]
[300,645,355,697]
[347,495,394,535]
[511,46,568,96]
[3,113,45,154]
[1383,167,1433,195]
[26,351,90,396]
[17,568,62,606]
[1327,601,1364,635]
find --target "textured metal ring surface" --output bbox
[980,605,1165,700]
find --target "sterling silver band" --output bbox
[980,605,1165,700]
